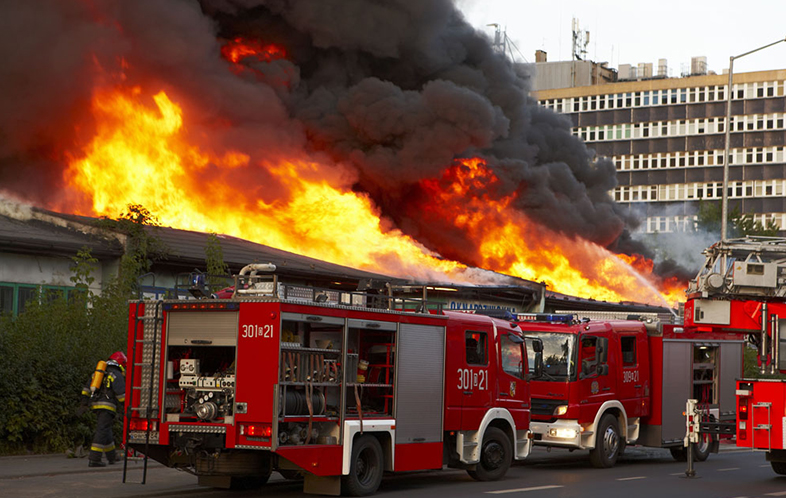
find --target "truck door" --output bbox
[617,333,649,417]
[496,333,530,429]
[577,334,616,422]
[458,328,494,430]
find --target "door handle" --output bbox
[463,391,473,395]
[601,387,611,392]
[634,384,642,388]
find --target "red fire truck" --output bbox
[123,264,541,495]
[684,237,786,474]
[516,312,743,467]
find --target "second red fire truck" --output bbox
[516,311,743,467]
[123,264,542,495]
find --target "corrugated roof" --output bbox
[146,225,403,283]
[0,211,123,258]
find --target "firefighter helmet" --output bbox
[109,351,127,368]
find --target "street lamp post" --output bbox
[721,37,786,242]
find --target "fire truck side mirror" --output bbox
[532,352,544,379]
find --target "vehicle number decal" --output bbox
[457,368,487,391]
[623,370,639,383]
[241,324,274,338]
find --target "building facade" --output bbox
[535,69,786,234]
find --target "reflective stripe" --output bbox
[81,389,90,396]
[90,402,117,412]
[116,395,125,403]
[90,443,116,452]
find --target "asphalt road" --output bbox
[1,446,784,498]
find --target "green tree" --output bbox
[205,233,231,293]
[695,200,780,237]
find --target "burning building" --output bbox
[0,1,687,306]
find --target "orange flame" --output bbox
[418,159,681,305]
[64,86,465,281]
[221,37,287,64]
[63,86,682,306]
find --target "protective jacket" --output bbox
[81,361,126,413]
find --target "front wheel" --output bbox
[589,414,620,468]
[342,435,384,497]
[467,427,512,481]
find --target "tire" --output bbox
[771,461,786,475]
[693,433,712,462]
[589,414,621,468]
[669,446,688,462]
[467,427,512,481]
[342,435,384,497]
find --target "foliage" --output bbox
[743,343,786,379]
[695,200,780,237]
[0,204,166,455]
[205,233,231,292]
[96,203,168,299]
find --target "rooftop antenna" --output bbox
[572,17,589,61]
[487,23,528,63]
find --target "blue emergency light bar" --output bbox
[515,313,575,324]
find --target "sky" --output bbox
[458,0,786,76]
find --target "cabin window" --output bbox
[621,336,637,367]
[466,331,488,365]
[501,334,525,379]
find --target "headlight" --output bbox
[549,428,578,439]
[553,404,568,416]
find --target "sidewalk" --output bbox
[0,453,159,480]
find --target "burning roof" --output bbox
[0,1,688,306]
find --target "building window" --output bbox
[0,285,13,315]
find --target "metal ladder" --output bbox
[752,401,772,452]
[123,300,163,484]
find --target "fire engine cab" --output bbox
[517,312,743,467]
[123,264,541,495]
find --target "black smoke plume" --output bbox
[0,0,685,280]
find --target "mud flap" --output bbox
[304,474,341,496]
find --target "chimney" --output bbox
[535,50,547,63]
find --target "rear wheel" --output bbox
[589,414,620,468]
[771,461,786,475]
[342,435,384,496]
[694,433,712,462]
[467,427,512,481]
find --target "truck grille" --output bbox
[531,398,565,417]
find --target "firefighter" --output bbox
[79,351,127,467]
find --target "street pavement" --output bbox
[0,441,742,498]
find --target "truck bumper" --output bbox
[531,420,588,450]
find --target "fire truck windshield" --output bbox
[526,332,576,381]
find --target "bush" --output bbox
[0,270,128,454]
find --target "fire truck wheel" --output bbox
[771,461,786,475]
[589,414,620,468]
[693,433,712,462]
[342,435,384,496]
[467,427,512,481]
